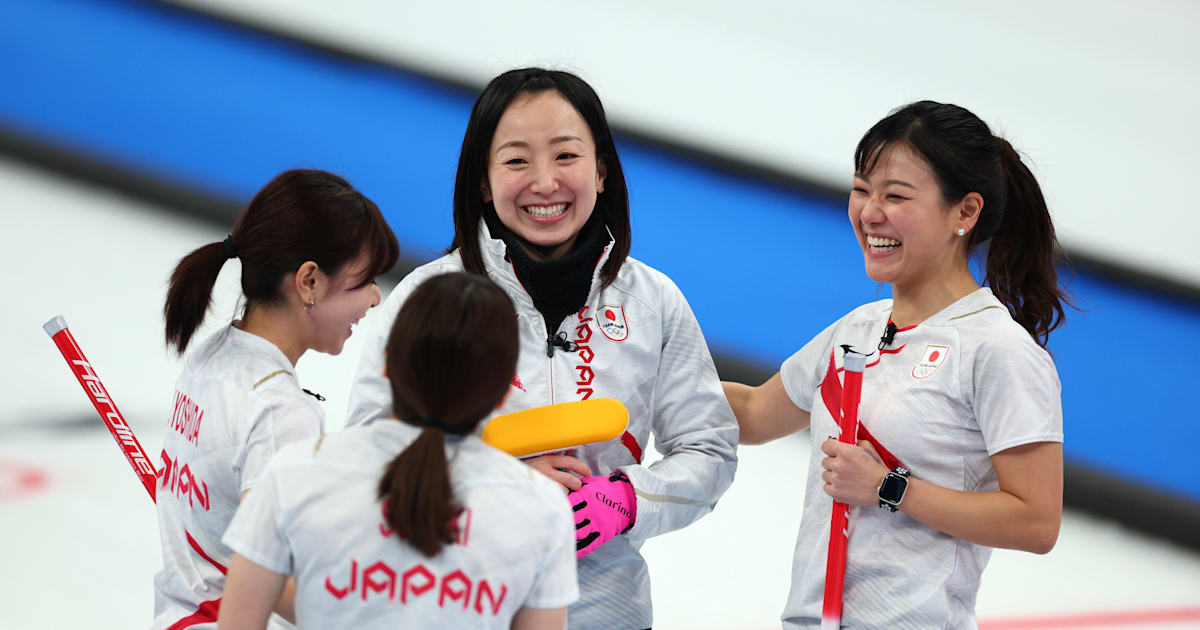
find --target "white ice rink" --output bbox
[3,156,1199,628]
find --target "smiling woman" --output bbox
[723,101,1068,629]
[153,169,399,630]
[484,90,607,260]
[345,68,738,630]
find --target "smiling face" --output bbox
[484,90,606,260]
[849,143,976,290]
[309,250,382,355]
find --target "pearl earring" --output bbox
[956,228,966,236]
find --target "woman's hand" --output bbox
[523,454,593,491]
[820,438,889,506]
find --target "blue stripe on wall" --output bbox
[4,0,1198,500]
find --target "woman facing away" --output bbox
[345,68,738,630]
[724,101,1067,629]
[217,272,578,629]
[153,169,398,629]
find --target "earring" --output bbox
[956,228,966,236]
[305,298,314,313]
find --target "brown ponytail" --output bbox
[854,101,1070,347]
[985,138,1067,346]
[164,241,231,353]
[377,273,518,556]
[163,169,399,354]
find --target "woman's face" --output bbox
[309,250,382,356]
[485,90,606,260]
[848,144,968,289]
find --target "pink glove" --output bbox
[568,471,637,558]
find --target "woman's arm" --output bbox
[821,439,1063,553]
[218,554,288,630]
[511,606,567,630]
[237,490,297,622]
[722,373,811,445]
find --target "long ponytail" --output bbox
[377,273,518,557]
[378,429,461,556]
[164,240,234,353]
[986,139,1067,346]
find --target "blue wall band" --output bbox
[3,0,1198,501]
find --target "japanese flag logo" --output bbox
[912,345,948,379]
[598,305,629,342]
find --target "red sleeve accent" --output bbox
[620,431,643,464]
[186,530,228,575]
[164,598,221,630]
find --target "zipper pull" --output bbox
[546,331,578,357]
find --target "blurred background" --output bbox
[2,1,1198,628]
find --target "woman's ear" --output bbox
[596,160,607,194]
[956,192,984,234]
[481,180,492,204]
[293,261,321,304]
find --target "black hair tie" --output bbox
[424,417,452,432]
[223,234,237,259]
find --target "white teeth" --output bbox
[523,203,568,218]
[867,235,901,248]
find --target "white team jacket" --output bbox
[153,326,323,630]
[346,221,739,629]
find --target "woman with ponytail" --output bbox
[724,101,1067,628]
[153,169,398,630]
[218,273,577,629]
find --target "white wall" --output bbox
[174,0,1200,287]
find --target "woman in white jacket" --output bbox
[154,169,399,629]
[346,68,738,630]
[218,273,577,630]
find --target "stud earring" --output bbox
[305,298,315,313]
[956,228,966,236]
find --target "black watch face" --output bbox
[879,473,908,502]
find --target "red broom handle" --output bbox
[44,315,158,501]
[821,350,866,629]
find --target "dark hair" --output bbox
[378,272,518,557]
[449,67,631,287]
[854,101,1068,347]
[164,169,399,353]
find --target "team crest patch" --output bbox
[597,305,629,342]
[912,345,949,379]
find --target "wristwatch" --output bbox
[877,466,911,512]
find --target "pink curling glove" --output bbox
[568,470,637,558]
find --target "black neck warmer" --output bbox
[484,209,609,337]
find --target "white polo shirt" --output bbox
[779,288,1063,629]
[152,326,324,630]
[222,421,579,629]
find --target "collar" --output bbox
[476,215,616,299]
[227,323,294,371]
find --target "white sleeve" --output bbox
[620,279,739,540]
[523,488,579,608]
[222,468,292,575]
[233,392,323,493]
[779,318,841,412]
[970,333,1064,455]
[345,264,457,428]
